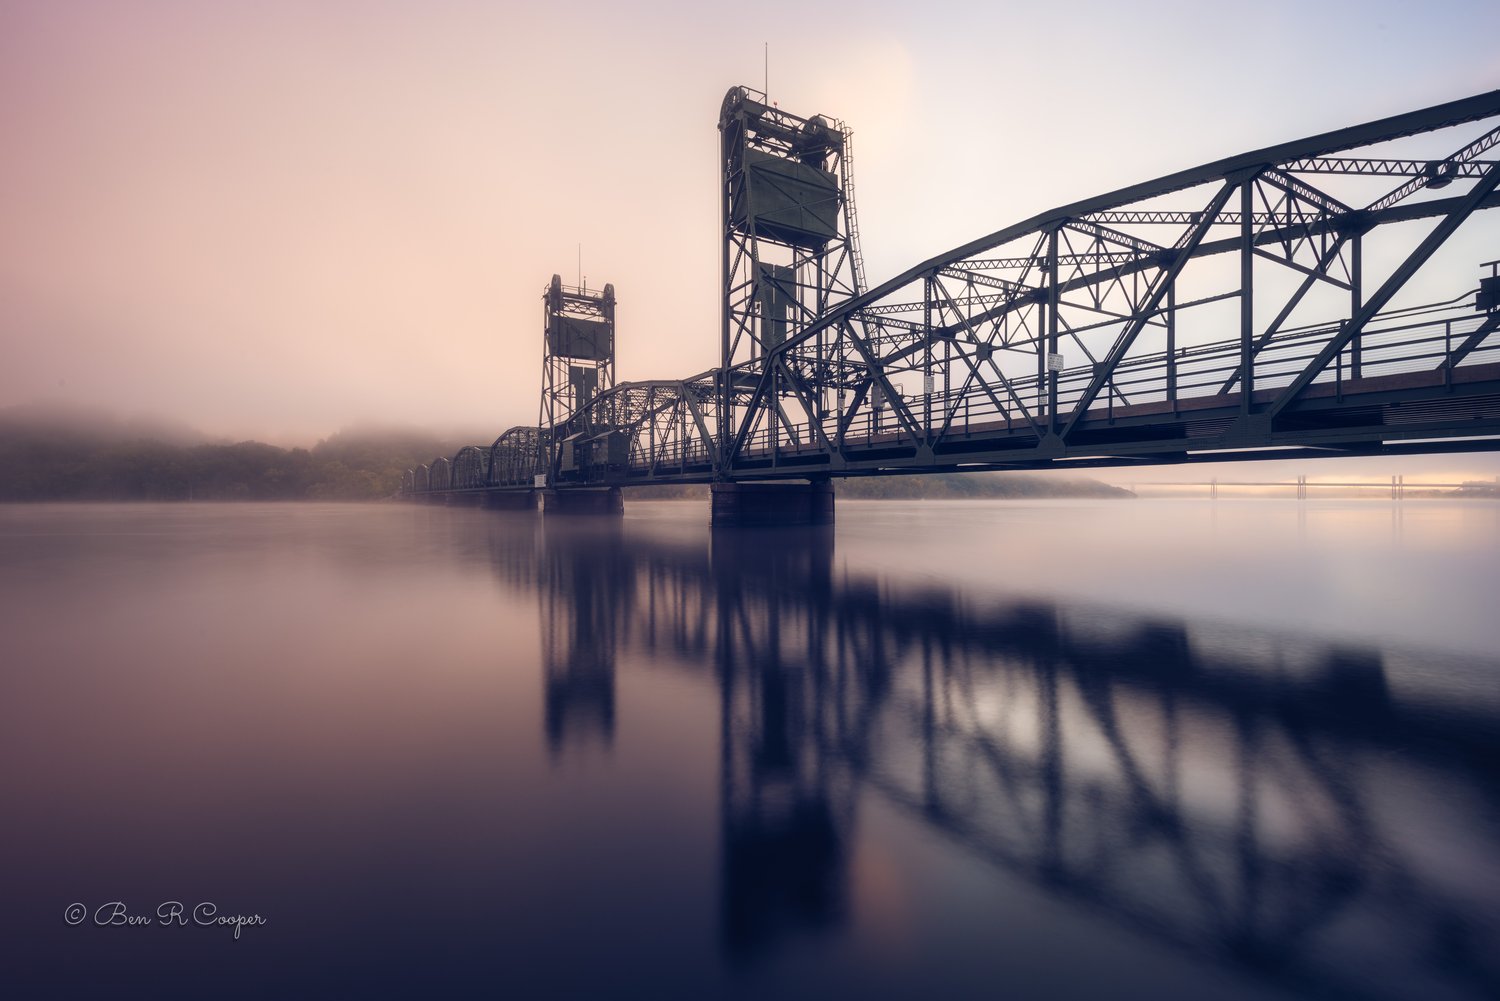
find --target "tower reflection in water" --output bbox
[538,526,619,754]
[489,516,1498,1001]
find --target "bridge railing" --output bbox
[706,295,1495,467]
[405,290,1495,492]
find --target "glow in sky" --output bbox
[2,0,1498,485]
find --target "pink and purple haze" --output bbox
[2,0,1497,480]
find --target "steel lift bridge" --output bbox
[404,87,1500,524]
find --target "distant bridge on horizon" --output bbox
[1136,476,1500,499]
[403,86,1500,524]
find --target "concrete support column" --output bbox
[543,487,623,517]
[483,489,539,512]
[710,479,834,527]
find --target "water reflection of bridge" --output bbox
[481,517,1498,1001]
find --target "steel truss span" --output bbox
[405,88,1500,496]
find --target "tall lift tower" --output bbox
[718,86,865,460]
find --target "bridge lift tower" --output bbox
[718,87,866,446]
[539,274,617,477]
[713,87,862,524]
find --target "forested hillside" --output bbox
[0,407,469,500]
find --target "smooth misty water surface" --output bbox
[1,499,1497,1000]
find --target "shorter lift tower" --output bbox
[538,274,617,480]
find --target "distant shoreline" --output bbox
[0,408,1133,503]
[0,481,1138,503]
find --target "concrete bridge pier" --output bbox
[711,479,835,528]
[483,489,539,512]
[543,487,623,517]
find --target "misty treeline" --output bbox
[0,406,464,501]
[0,405,1134,503]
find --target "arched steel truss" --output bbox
[554,376,722,480]
[451,445,489,490]
[488,426,545,487]
[403,428,548,496]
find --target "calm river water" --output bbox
[2,498,1497,1000]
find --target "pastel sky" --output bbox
[2,0,1498,479]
